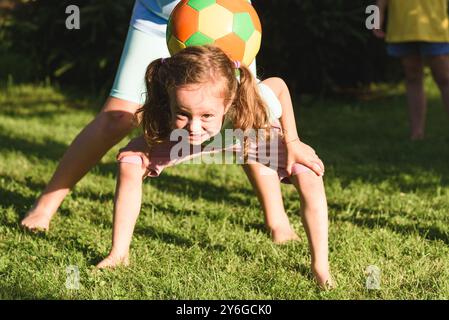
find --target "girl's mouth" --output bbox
[188,133,206,142]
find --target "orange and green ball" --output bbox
[166,0,262,66]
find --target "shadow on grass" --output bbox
[0,282,59,299]
[0,82,103,114]
[0,180,35,214]
[133,224,227,252]
[329,203,449,245]
[147,171,255,207]
[84,163,257,210]
[0,174,75,232]
[0,129,68,162]
[0,102,74,119]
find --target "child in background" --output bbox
[374,0,449,140]
[96,46,333,289]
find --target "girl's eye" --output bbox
[202,114,214,119]
[176,112,188,119]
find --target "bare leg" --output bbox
[427,54,449,116]
[21,97,140,231]
[96,162,147,268]
[242,163,298,243]
[401,55,426,140]
[289,171,332,289]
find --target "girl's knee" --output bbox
[98,110,136,139]
[98,97,140,136]
[295,175,327,213]
[118,161,146,180]
[293,172,325,195]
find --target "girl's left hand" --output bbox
[285,139,325,177]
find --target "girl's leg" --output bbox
[242,163,298,243]
[96,162,147,268]
[400,55,427,140]
[21,97,140,231]
[427,54,449,116]
[289,171,332,289]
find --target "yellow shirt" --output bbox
[386,0,449,43]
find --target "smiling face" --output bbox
[169,83,231,145]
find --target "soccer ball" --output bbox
[166,0,262,66]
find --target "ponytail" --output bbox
[136,58,172,147]
[228,63,272,137]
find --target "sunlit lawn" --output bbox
[1,77,448,299]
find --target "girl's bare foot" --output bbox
[21,207,54,232]
[312,266,335,290]
[271,226,299,244]
[96,253,130,269]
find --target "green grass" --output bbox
[1,79,449,300]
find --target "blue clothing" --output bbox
[138,0,180,20]
[387,42,449,57]
[130,1,180,36]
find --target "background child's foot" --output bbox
[21,208,53,232]
[271,226,299,244]
[96,254,129,269]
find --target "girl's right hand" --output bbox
[284,139,325,177]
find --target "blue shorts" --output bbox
[387,42,449,58]
[110,26,170,105]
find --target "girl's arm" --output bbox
[261,77,324,177]
[97,162,146,268]
[262,77,299,143]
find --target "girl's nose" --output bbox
[188,118,202,134]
